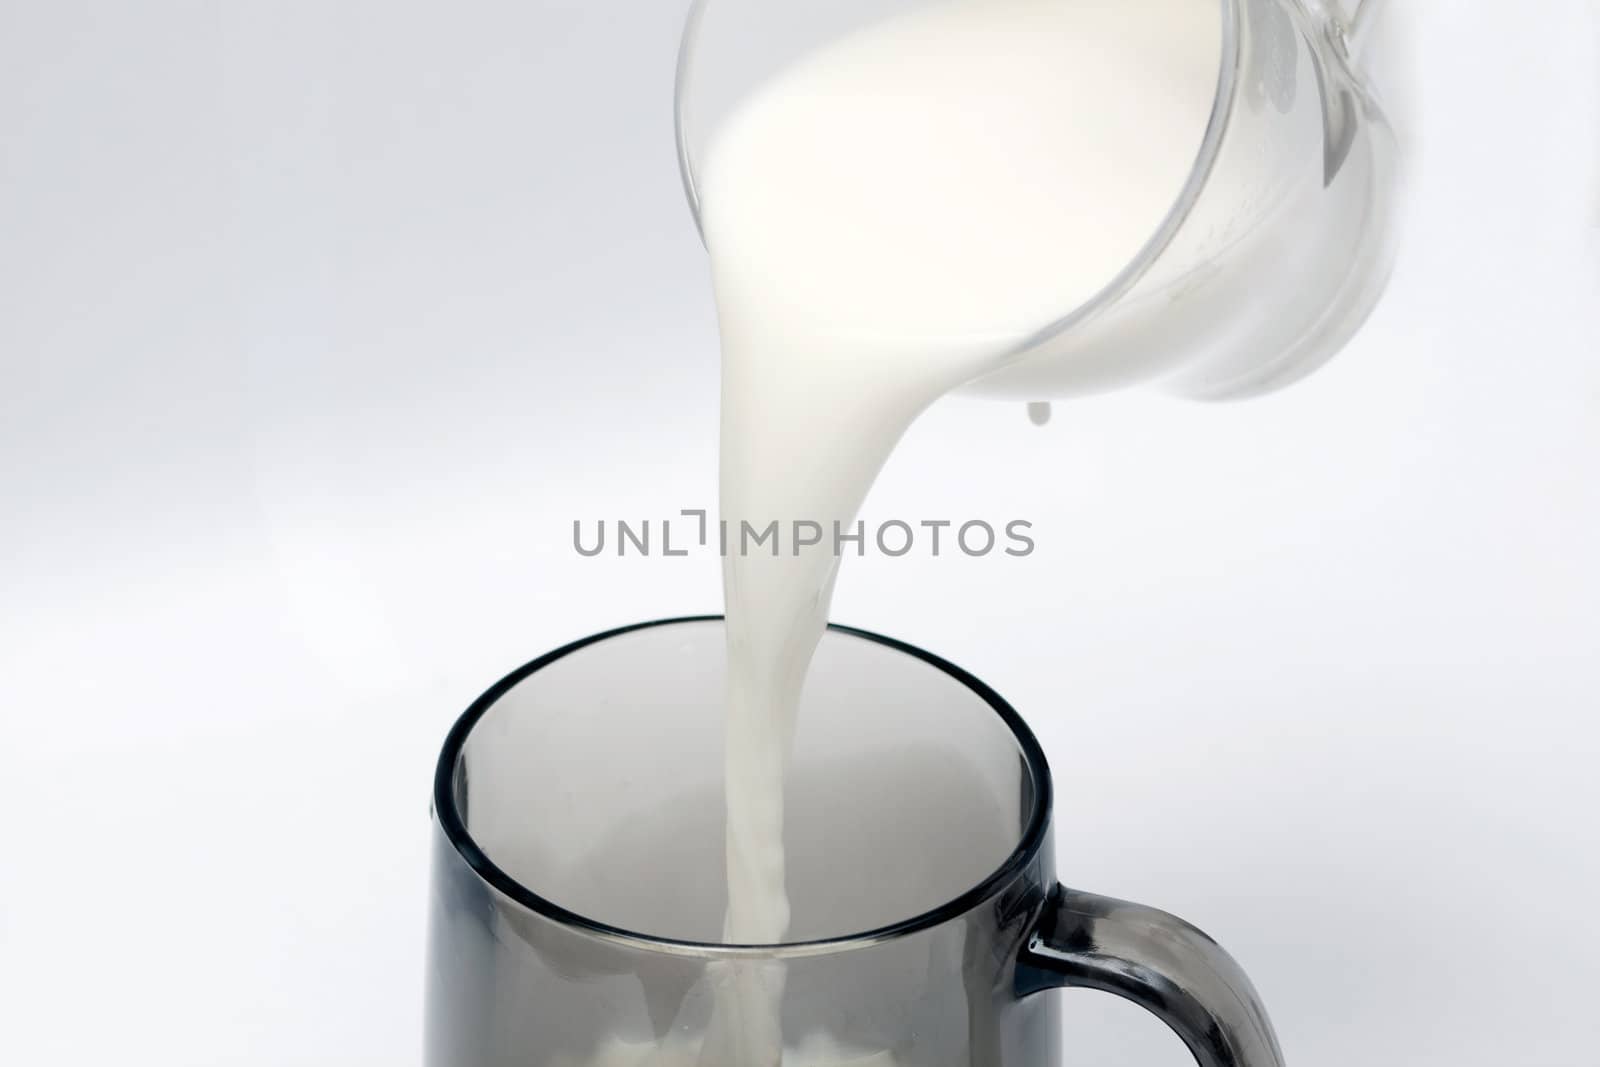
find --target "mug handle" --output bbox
[1017,885,1285,1067]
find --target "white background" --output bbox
[2,2,1598,1065]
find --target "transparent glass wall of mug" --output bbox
[425,621,1058,1066]
[674,0,1397,402]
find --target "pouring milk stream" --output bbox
[579,0,1392,1062]
[709,1,1216,1063]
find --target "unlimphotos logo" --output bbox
[573,509,1034,558]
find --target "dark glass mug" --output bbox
[426,617,1283,1066]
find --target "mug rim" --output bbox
[432,615,1054,959]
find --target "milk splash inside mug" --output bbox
[425,619,1284,1067]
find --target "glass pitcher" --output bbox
[674,0,1397,400]
[426,618,1283,1066]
